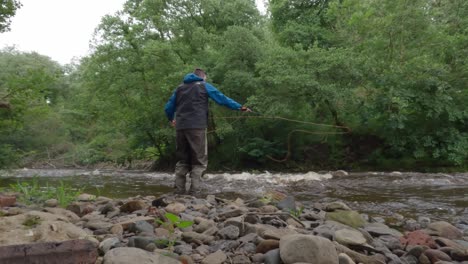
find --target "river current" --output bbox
[1,169,467,222]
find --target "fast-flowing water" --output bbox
[1,169,467,222]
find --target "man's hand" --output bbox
[170,120,176,127]
[240,106,252,112]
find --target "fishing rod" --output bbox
[209,110,352,162]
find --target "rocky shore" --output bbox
[0,191,467,264]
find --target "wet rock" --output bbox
[0,239,98,264]
[279,234,339,264]
[202,250,227,264]
[44,199,58,207]
[165,202,186,215]
[276,196,295,212]
[334,229,366,246]
[182,231,215,244]
[400,230,437,249]
[426,221,463,239]
[120,200,147,213]
[326,211,366,229]
[364,223,403,237]
[423,249,452,263]
[103,247,180,264]
[325,202,351,212]
[0,195,16,207]
[264,249,282,264]
[129,220,154,234]
[218,225,240,240]
[99,237,120,254]
[256,239,280,254]
[338,253,356,264]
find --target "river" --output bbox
[1,169,467,223]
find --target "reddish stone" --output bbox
[0,195,16,207]
[400,230,437,249]
[0,239,98,264]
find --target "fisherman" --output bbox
[164,68,251,195]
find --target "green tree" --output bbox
[0,0,21,32]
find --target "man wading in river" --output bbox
[164,69,251,195]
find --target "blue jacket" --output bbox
[164,73,242,127]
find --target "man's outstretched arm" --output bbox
[205,83,242,110]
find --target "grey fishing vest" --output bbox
[175,81,209,130]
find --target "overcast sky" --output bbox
[0,0,266,65]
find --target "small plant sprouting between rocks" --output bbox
[9,177,82,208]
[289,206,304,218]
[155,212,193,250]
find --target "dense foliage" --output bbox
[1,0,467,171]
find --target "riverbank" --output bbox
[0,190,467,263]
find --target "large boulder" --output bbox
[103,247,180,264]
[279,234,339,264]
[0,239,97,264]
[0,211,92,246]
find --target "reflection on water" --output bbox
[1,169,467,221]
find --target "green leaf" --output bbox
[176,221,193,229]
[165,212,179,223]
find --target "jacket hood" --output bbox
[183,73,204,83]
